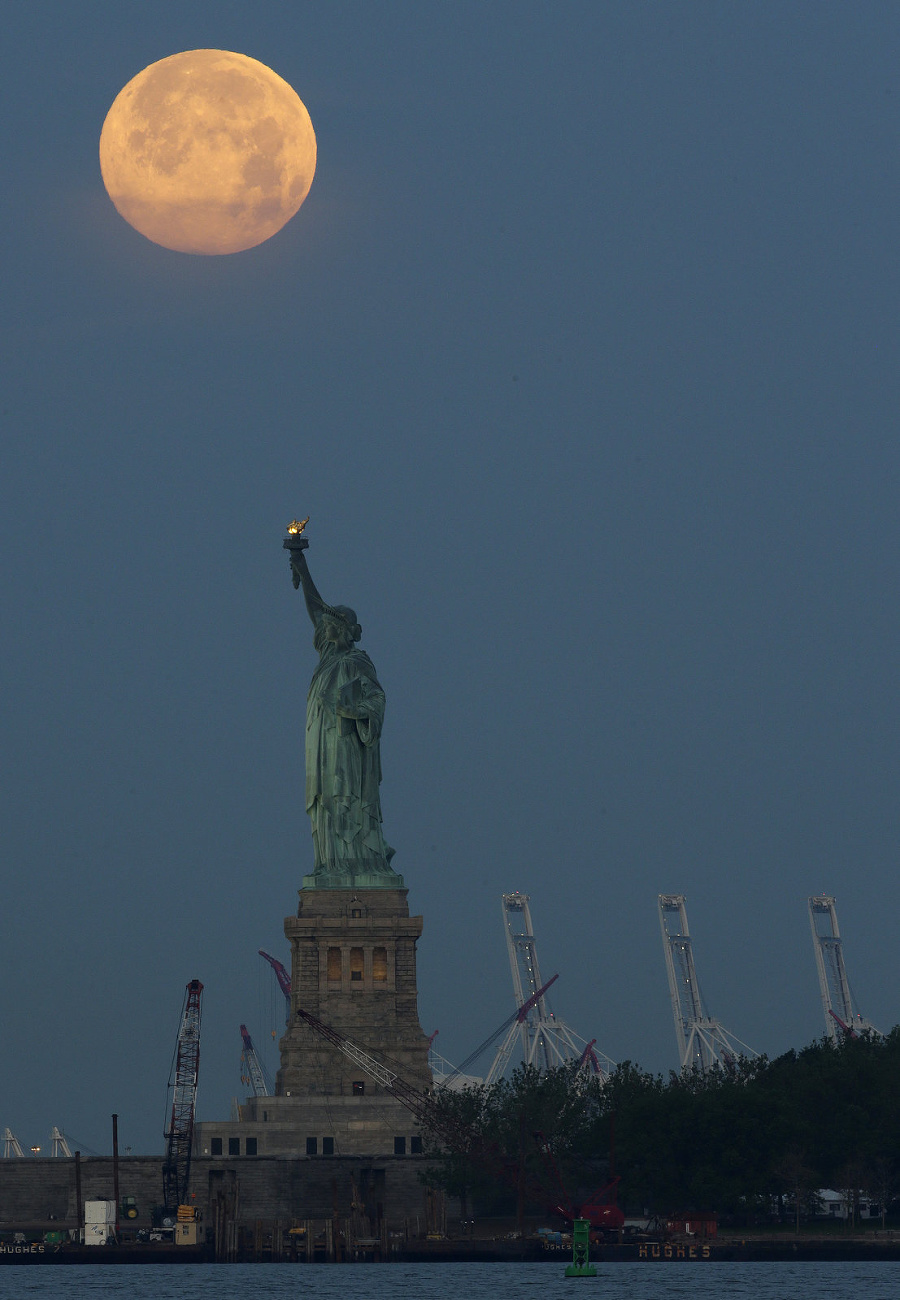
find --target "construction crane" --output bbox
[658,895,757,1072]
[534,1131,624,1233]
[490,893,614,1083]
[808,896,881,1043]
[292,1003,616,1232]
[259,949,291,1020]
[239,1024,271,1097]
[444,974,562,1085]
[2,1129,24,1158]
[425,1030,465,1087]
[162,979,203,1213]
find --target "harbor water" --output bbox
[0,1261,898,1299]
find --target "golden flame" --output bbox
[287,517,309,535]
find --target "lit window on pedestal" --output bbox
[350,947,364,981]
[327,947,341,981]
[352,1080,365,1095]
[373,947,387,981]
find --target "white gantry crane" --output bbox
[484,892,615,1084]
[808,895,880,1042]
[658,894,758,1072]
[50,1127,72,1157]
[2,1129,24,1157]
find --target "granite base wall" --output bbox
[0,1154,436,1233]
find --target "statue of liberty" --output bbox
[287,537,402,889]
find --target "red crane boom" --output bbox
[446,974,560,1083]
[259,949,292,1003]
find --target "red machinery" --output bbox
[534,1131,624,1234]
[828,1009,858,1039]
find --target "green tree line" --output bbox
[421,1028,900,1224]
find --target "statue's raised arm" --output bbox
[289,546,327,627]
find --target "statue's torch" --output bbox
[283,517,310,587]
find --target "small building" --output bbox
[817,1189,877,1221]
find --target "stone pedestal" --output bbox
[238,887,433,1156]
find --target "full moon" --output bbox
[99,50,316,255]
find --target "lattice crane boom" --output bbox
[239,1024,271,1097]
[293,1004,586,1223]
[162,978,203,1212]
[445,974,560,1085]
[294,1005,431,1122]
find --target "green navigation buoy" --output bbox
[564,1218,597,1278]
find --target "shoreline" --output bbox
[2,1235,900,1265]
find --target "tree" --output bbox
[419,1063,605,1221]
[418,1029,900,1229]
[772,1144,817,1233]
[864,1156,895,1230]
[835,1156,867,1230]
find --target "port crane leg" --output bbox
[658,895,757,1071]
[808,896,880,1041]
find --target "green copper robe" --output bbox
[305,625,396,878]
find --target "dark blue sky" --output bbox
[2,2,899,1155]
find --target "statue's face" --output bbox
[321,615,352,647]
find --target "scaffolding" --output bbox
[658,894,757,1072]
[808,895,880,1042]
[486,892,614,1084]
